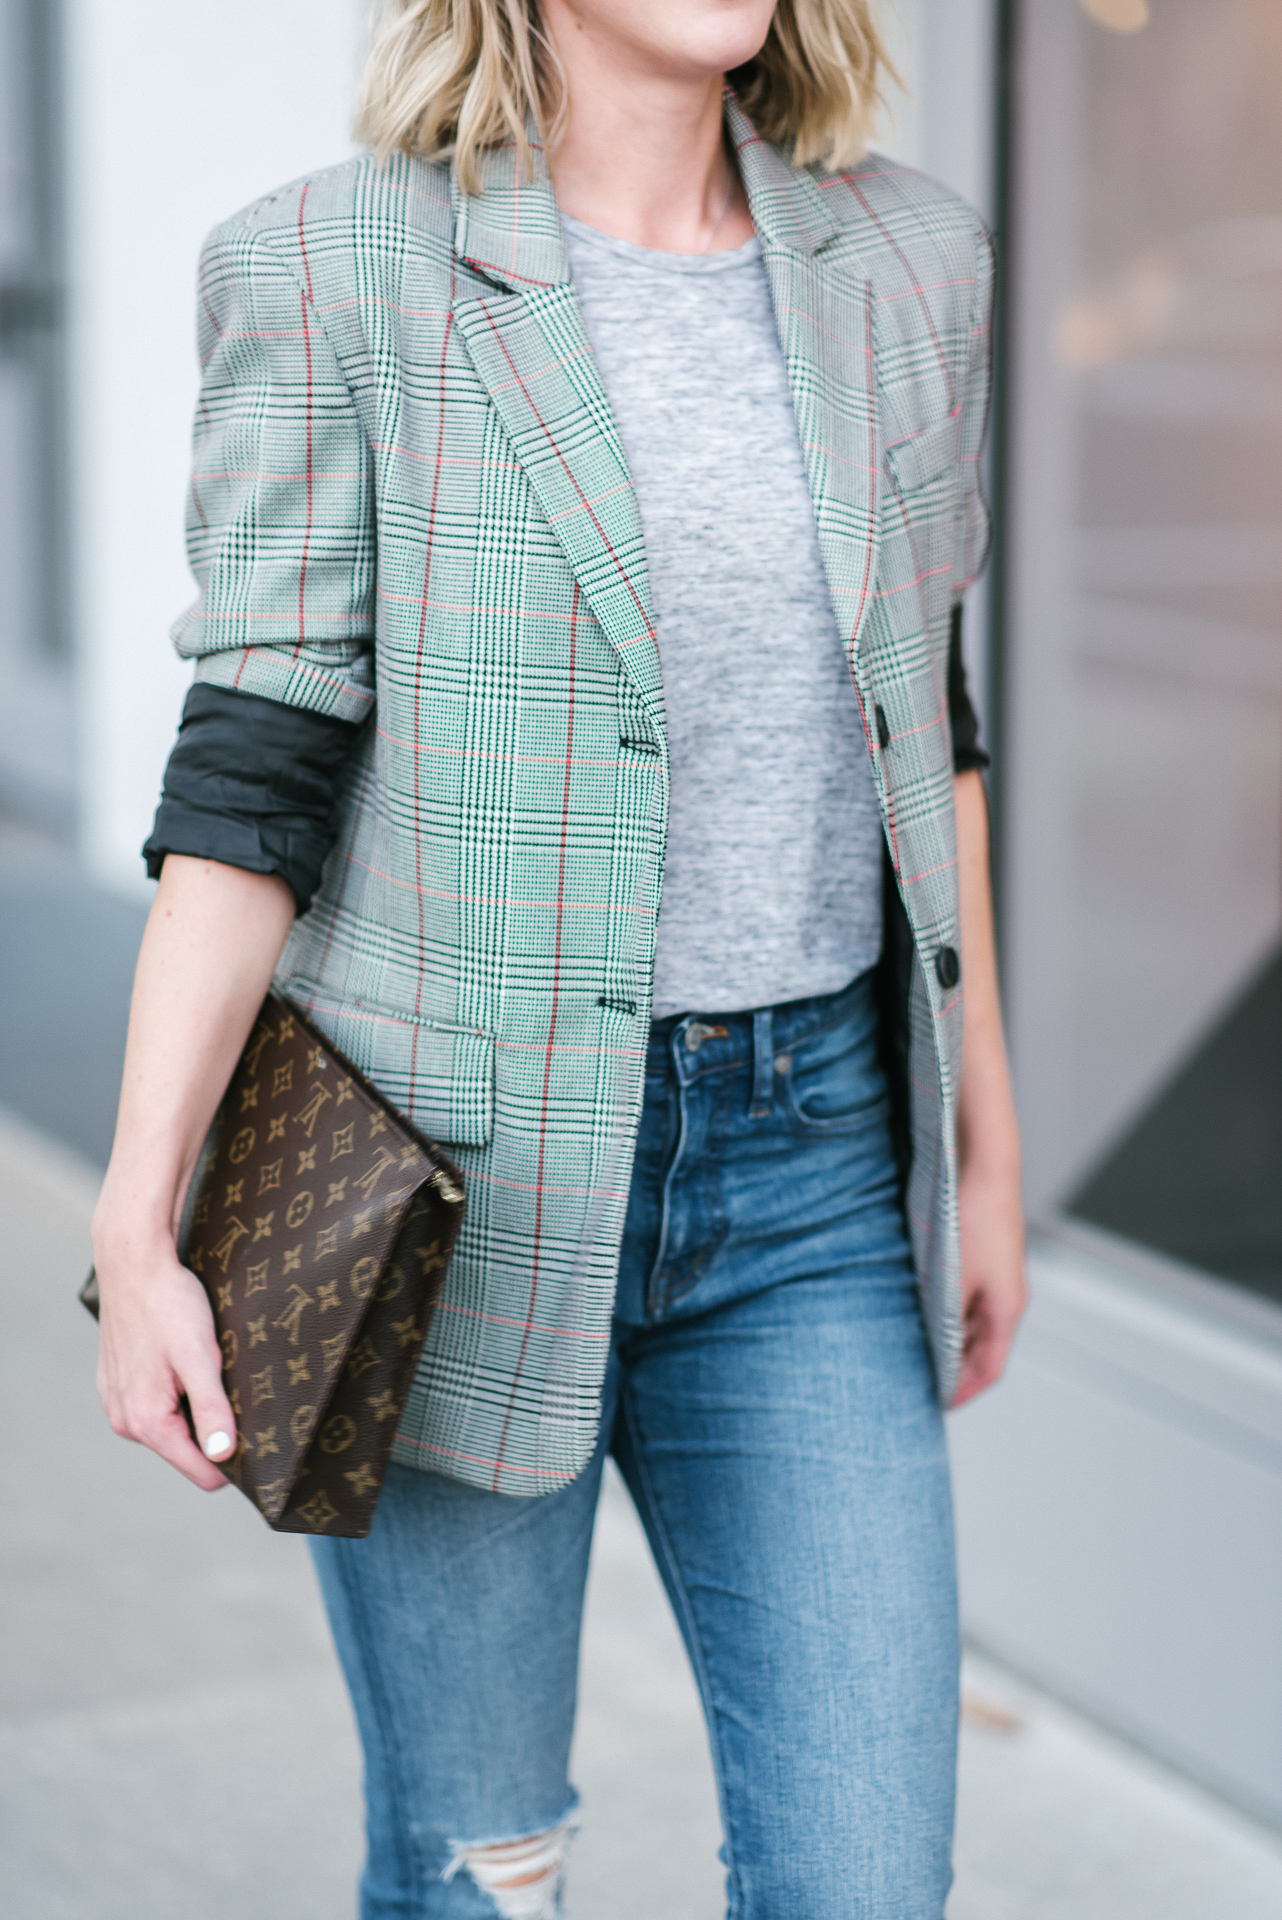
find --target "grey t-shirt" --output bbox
[562,214,885,1019]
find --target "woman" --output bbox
[92,0,1026,1913]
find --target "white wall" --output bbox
[879,0,996,222]
[67,0,368,896]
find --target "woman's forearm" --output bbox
[95,855,295,1248]
[954,771,1020,1183]
[90,856,294,1488]
[952,769,1027,1405]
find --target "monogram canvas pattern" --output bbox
[172,97,993,1496]
[188,995,464,1533]
[84,994,465,1535]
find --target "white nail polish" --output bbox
[204,1430,233,1459]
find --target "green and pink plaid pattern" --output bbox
[173,96,993,1495]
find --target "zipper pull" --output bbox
[430,1166,464,1206]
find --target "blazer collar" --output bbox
[451,92,841,291]
[723,92,841,258]
[451,129,571,291]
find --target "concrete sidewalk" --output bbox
[4,1105,1282,1918]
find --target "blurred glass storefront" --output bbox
[952,0,1282,1828]
[1004,0,1282,1306]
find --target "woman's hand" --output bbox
[91,855,295,1487]
[950,770,1028,1407]
[953,1156,1027,1408]
[92,1224,238,1490]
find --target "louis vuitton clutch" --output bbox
[81,991,465,1538]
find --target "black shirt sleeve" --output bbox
[948,603,990,774]
[142,684,365,913]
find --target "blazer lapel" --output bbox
[449,108,881,707]
[450,139,663,715]
[727,97,883,685]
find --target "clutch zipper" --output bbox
[430,1165,464,1206]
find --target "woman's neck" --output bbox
[540,0,757,255]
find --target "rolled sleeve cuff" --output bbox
[948,603,990,774]
[142,683,364,912]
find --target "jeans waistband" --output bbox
[647,967,879,1106]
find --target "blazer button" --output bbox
[875,704,890,751]
[936,945,960,990]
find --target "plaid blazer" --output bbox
[175,97,993,1496]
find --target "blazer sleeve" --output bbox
[944,219,995,774]
[952,220,995,602]
[170,217,376,721]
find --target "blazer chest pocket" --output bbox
[883,414,961,496]
[281,979,495,1150]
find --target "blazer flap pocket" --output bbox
[283,981,494,1149]
[884,414,961,494]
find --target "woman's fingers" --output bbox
[142,1388,233,1492]
[950,1279,1022,1408]
[109,1347,237,1491]
[178,1332,240,1480]
[96,1257,239,1491]
[952,1338,1003,1407]
[141,1317,239,1489]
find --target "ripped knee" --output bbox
[444,1822,573,1919]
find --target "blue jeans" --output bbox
[311,970,959,1919]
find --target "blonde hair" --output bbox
[356,1,897,193]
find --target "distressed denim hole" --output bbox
[444,1823,573,1920]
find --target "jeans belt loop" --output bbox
[751,1007,775,1117]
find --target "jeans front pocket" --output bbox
[778,1001,890,1140]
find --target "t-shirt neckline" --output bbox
[559,209,761,276]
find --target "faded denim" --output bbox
[311,968,959,1919]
